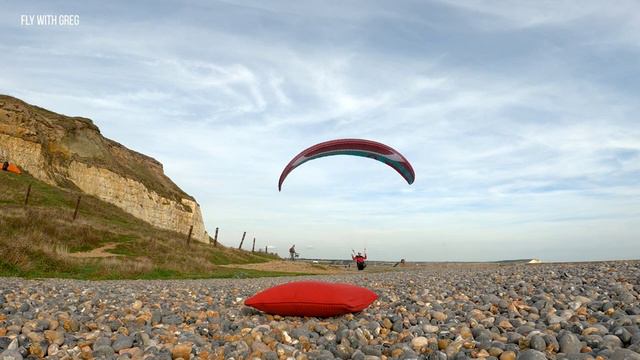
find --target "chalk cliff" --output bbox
[0,95,208,243]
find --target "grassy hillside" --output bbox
[0,171,293,280]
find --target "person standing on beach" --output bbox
[289,245,296,261]
[352,249,367,270]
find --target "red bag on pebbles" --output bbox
[244,281,378,317]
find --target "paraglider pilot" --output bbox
[352,249,367,271]
[289,245,297,261]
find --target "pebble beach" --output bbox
[1,261,639,360]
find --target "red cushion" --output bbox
[244,281,378,317]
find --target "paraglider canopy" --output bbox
[278,139,415,191]
[1,162,21,175]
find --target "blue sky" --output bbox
[1,1,639,261]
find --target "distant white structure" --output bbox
[497,258,543,264]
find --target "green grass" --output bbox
[209,249,274,265]
[133,268,306,280]
[0,171,288,280]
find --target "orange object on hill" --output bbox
[2,162,21,174]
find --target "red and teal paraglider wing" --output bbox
[278,139,415,191]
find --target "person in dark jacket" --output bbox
[352,249,367,271]
[289,245,297,261]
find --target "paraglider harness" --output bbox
[352,250,367,271]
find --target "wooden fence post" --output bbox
[72,195,82,221]
[186,225,193,246]
[252,238,256,252]
[238,231,246,249]
[24,183,32,206]
[214,227,218,247]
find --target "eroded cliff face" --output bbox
[66,162,207,241]
[0,95,208,243]
[0,133,52,183]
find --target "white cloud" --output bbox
[434,0,640,47]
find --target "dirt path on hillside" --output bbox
[67,243,121,258]
[221,260,351,274]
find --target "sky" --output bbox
[1,1,639,262]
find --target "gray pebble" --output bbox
[561,354,595,360]
[559,332,582,354]
[94,336,112,348]
[0,349,23,360]
[517,349,547,360]
[530,335,546,352]
[362,345,381,356]
[112,335,133,352]
[602,334,623,349]
[392,320,403,333]
[0,337,12,352]
[160,314,183,325]
[151,310,162,325]
[428,351,447,360]
[351,349,365,360]
[612,348,640,360]
[613,327,633,344]
[93,344,115,358]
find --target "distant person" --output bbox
[289,245,296,261]
[352,249,367,271]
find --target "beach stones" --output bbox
[0,261,637,359]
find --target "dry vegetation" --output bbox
[220,260,350,274]
[0,171,296,279]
